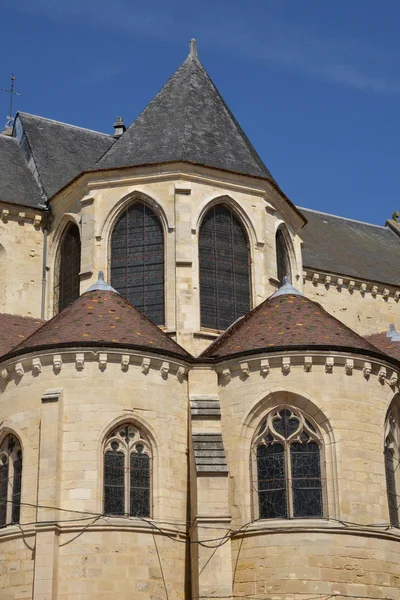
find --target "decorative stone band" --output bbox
[217,352,399,389]
[0,349,189,384]
[192,433,228,475]
[190,394,221,419]
[303,269,400,301]
[0,207,43,229]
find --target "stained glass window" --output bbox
[253,407,324,519]
[0,435,22,527]
[103,424,151,518]
[110,202,165,325]
[199,204,250,330]
[57,223,81,312]
[276,227,292,285]
[384,406,399,528]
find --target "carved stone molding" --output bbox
[304,270,400,301]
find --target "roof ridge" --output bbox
[299,206,387,229]
[18,112,112,138]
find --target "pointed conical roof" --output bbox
[3,289,191,361]
[95,41,273,180]
[201,291,387,360]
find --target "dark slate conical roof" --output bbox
[95,42,273,180]
[3,288,191,361]
[201,292,388,361]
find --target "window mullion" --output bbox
[7,454,14,525]
[125,450,130,516]
[286,444,293,518]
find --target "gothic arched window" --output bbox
[110,202,165,325]
[56,223,81,312]
[104,424,151,518]
[384,405,399,527]
[252,407,324,519]
[0,434,22,527]
[276,227,292,285]
[199,204,250,330]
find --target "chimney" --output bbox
[113,116,126,139]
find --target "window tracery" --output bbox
[384,405,399,527]
[110,202,165,325]
[199,204,251,330]
[0,434,22,527]
[252,407,324,519]
[103,424,151,518]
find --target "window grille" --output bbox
[0,435,23,527]
[56,223,81,312]
[199,204,250,330]
[110,202,165,325]
[384,406,400,527]
[253,407,324,519]
[104,424,151,518]
[276,228,292,285]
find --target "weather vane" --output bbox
[0,74,22,129]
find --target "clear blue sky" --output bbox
[1,0,399,226]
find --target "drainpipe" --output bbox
[40,212,50,319]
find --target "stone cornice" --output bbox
[304,269,400,301]
[0,205,44,229]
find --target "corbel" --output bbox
[363,362,372,379]
[176,366,186,382]
[1,369,9,382]
[389,372,399,387]
[32,357,42,375]
[312,273,319,286]
[221,368,231,382]
[15,362,24,377]
[304,356,312,372]
[98,353,108,370]
[33,215,42,229]
[1,209,9,223]
[378,367,387,383]
[240,362,250,378]
[345,358,354,375]
[360,283,367,295]
[75,353,85,370]
[260,359,270,377]
[160,361,169,379]
[121,355,130,371]
[336,278,343,290]
[394,291,400,302]
[141,358,151,374]
[17,212,25,224]
[348,280,355,292]
[383,288,390,299]
[325,357,334,373]
[282,357,291,374]
[371,286,378,297]
[53,354,62,372]
[324,275,331,288]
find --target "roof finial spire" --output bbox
[189,38,198,58]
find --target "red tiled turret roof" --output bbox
[364,332,400,362]
[201,293,392,361]
[2,290,191,361]
[0,313,45,357]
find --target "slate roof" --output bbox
[364,332,400,362]
[0,135,44,208]
[0,313,45,357]
[16,113,114,199]
[201,293,387,360]
[300,208,400,287]
[2,289,191,361]
[95,51,273,180]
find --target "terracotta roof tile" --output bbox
[201,294,388,360]
[0,313,45,357]
[364,332,400,362]
[3,290,191,360]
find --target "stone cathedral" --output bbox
[0,39,399,600]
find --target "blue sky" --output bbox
[1,0,399,226]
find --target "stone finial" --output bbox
[189,38,198,58]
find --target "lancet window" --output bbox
[103,424,151,518]
[110,202,165,325]
[384,404,400,528]
[276,227,292,285]
[252,407,324,519]
[56,223,81,312]
[199,204,251,330]
[0,434,22,527]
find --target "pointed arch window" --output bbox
[199,204,250,330]
[276,227,292,285]
[110,202,165,325]
[103,424,151,518]
[0,434,22,528]
[252,407,324,519]
[56,223,81,312]
[384,405,399,527]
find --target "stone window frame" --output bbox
[0,432,23,528]
[384,397,400,528]
[102,422,152,519]
[51,216,82,316]
[275,223,295,285]
[251,404,327,520]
